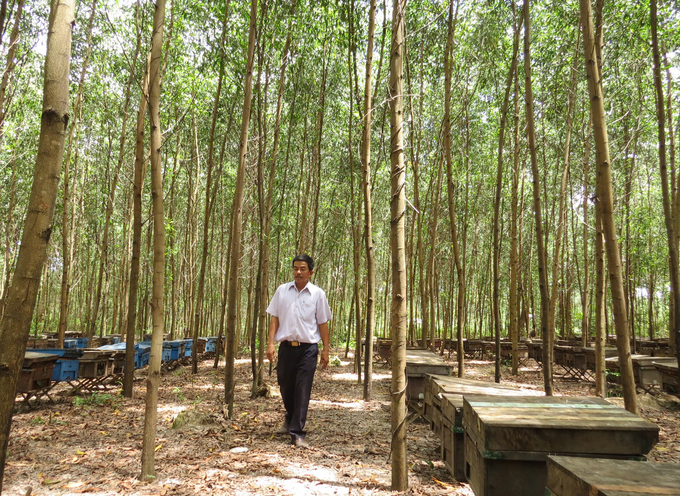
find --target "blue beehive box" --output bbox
[112,336,121,344]
[183,339,193,357]
[205,337,218,353]
[31,348,82,381]
[137,343,151,368]
[163,340,185,360]
[64,339,77,349]
[76,338,89,348]
[53,359,79,381]
[162,348,172,362]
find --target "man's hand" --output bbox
[320,349,330,370]
[266,342,276,363]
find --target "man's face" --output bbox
[293,261,312,286]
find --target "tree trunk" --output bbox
[581,0,637,413]
[493,2,520,383]
[651,0,680,369]
[256,0,295,388]
[509,44,521,375]
[57,0,97,347]
[361,0,377,402]
[192,1,230,375]
[348,3,363,380]
[523,0,552,395]
[123,53,150,399]
[140,0,167,479]
[224,0,257,418]
[582,119,592,346]
[0,0,74,488]
[443,0,465,378]
[547,26,580,353]
[389,0,408,489]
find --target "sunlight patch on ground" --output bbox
[247,466,345,496]
[330,372,391,381]
[311,398,365,410]
[157,404,189,415]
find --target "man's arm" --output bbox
[319,322,330,369]
[266,316,279,362]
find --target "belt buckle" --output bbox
[290,341,300,347]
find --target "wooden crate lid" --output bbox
[546,455,680,496]
[404,350,453,376]
[463,395,659,456]
[23,352,60,366]
[654,362,679,373]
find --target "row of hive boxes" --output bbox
[423,374,661,496]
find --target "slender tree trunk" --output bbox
[192,1,230,374]
[57,0,97,347]
[0,0,23,143]
[493,2,520,382]
[224,0,257,418]
[0,0,74,488]
[256,0,295,388]
[123,53,150,399]
[523,0,552,396]
[581,0,637,413]
[548,27,580,354]
[582,119,592,346]
[443,0,465,378]
[0,137,18,319]
[389,0,408,489]
[348,3,363,380]
[651,0,680,368]
[140,0,167,479]
[509,50,521,375]
[361,0,377,402]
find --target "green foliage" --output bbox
[73,393,120,408]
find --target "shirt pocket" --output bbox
[298,298,316,323]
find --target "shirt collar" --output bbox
[288,280,312,293]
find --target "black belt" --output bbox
[281,340,314,347]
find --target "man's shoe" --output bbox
[294,437,309,448]
[277,422,289,435]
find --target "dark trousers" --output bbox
[277,342,318,442]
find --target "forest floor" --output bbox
[4,350,680,496]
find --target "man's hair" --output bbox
[292,254,314,271]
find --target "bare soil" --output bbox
[4,353,679,495]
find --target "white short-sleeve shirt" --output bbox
[266,281,332,344]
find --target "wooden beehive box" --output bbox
[405,350,453,401]
[17,352,59,393]
[606,355,677,389]
[462,395,659,496]
[78,349,114,378]
[583,347,619,371]
[655,362,678,394]
[545,455,680,496]
[429,377,542,481]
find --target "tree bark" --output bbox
[523,0,552,396]
[224,0,257,418]
[140,0,167,479]
[192,0,230,375]
[443,0,465,378]
[493,2,520,383]
[581,0,637,413]
[57,0,97,347]
[361,0,377,401]
[651,0,680,368]
[0,0,74,488]
[123,53,150,399]
[389,0,408,489]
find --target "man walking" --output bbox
[266,254,332,447]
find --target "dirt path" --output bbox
[4,354,679,495]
